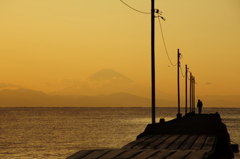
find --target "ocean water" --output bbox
[0,107,240,159]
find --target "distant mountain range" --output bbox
[0,88,173,107]
[0,88,239,107]
[0,69,239,107]
[48,69,176,100]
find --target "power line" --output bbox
[180,64,185,77]
[188,71,191,80]
[120,0,150,14]
[157,14,177,66]
[119,2,177,67]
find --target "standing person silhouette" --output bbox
[197,99,203,114]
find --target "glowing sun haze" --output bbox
[0,0,240,97]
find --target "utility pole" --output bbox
[177,49,182,118]
[151,0,156,124]
[191,75,194,113]
[189,72,192,112]
[185,65,188,114]
[193,76,195,113]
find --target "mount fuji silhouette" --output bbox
[0,69,239,107]
[50,69,174,100]
[87,69,133,84]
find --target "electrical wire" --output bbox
[188,71,191,80]
[192,77,197,84]
[119,2,177,67]
[180,64,185,77]
[188,72,197,84]
[119,2,195,83]
[157,14,177,66]
[120,0,150,14]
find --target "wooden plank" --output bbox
[179,135,199,150]
[114,149,143,158]
[191,135,207,150]
[132,135,162,149]
[184,150,213,159]
[81,150,110,159]
[156,135,181,149]
[168,135,189,150]
[148,150,177,159]
[98,149,126,159]
[144,134,172,149]
[68,149,213,159]
[121,135,153,149]
[66,150,93,159]
[166,150,193,159]
[202,136,216,150]
[131,149,159,159]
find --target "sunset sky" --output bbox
[0,0,240,97]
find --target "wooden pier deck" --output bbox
[67,113,237,159]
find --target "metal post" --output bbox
[177,49,182,118]
[189,73,192,112]
[192,76,194,113]
[151,0,156,124]
[193,77,195,113]
[185,65,188,114]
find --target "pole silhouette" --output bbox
[193,76,195,113]
[177,49,182,118]
[185,65,188,114]
[151,0,156,124]
[191,75,194,113]
[189,73,192,112]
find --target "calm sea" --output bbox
[0,107,240,159]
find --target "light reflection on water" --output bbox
[0,107,240,159]
[126,117,174,124]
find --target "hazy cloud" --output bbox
[87,81,103,89]
[43,82,53,86]
[203,82,212,85]
[0,82,21,89]
[58,78,81,84]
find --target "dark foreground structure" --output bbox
[67,113,238,159]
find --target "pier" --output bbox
[67,113,238,159]
[67,0,238,158]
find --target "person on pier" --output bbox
[197,99,203,114]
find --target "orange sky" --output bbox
[0,0,240,96]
